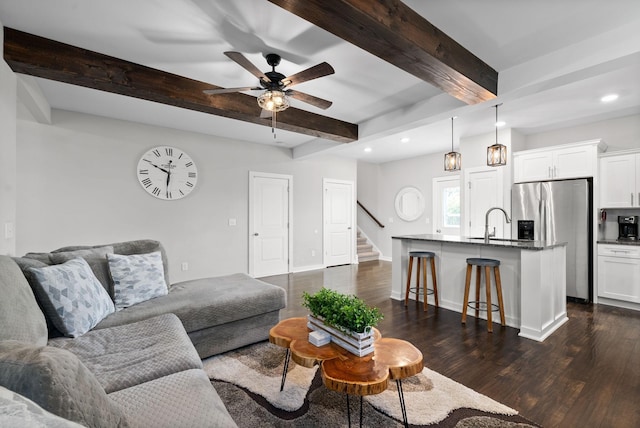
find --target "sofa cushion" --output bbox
[95,273,286,333]
[107,251,167,310]
[53,240,170,288]
[48,314,202,393]
[0,256,48,346]
[109,369,237,428]
[0,385,86,428]
[28,258,115,338]
[49,246,114,297]
[0,341,128,428]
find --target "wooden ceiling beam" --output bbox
[267,0,498,105]
[3,27,358,143]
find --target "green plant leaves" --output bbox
[302,288,383,334]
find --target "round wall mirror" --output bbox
[395,186,425,221]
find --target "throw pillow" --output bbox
[0,256,48,346]
[107,251,168,310]
[28,258,115,338]
[49,246,115,298]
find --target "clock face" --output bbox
[136,146,198,200]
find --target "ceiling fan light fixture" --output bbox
[257,89,290,112]
[487,104,507,167]
[444,116,461,172]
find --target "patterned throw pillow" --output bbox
[107,251,168,310]
[28,258,115,338]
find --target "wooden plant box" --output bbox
[307,315,375,357]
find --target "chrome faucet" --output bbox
[484,207,512,243]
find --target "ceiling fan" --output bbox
[203,51,335,115]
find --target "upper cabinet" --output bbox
[600,151,640,208]
[513,140,606,183]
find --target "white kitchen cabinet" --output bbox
[598,244,640,303]
[599,151,640,208]
[513,140,606,183]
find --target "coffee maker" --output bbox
[618,216,639,241]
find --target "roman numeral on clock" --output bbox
[141,178,153,188]
[139,169,149,175]
[185,161,193,168]
[152,187,161,196]
[152,149,161,157]
[188,172,196,178]
[165,147,173,156]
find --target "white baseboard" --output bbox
[292,264,325,273]
[379,255,392,262]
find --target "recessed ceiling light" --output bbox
[495,121,506,127]
[400,137,410,143]
[601,94,619,103]
[364,147,372,153]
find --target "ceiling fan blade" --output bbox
[282,62,335,87]
[224,51,270,83]
[287,90,333,110]
[203,86,261,95]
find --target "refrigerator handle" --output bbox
[539,199,544,240]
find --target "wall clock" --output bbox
[136,146,198,200]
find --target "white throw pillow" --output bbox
[28,258,115,337]
[107,251,168,310]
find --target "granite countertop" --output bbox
[392,234,567,251]
[597,239,640,246]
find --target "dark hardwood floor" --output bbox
[261,260,640,428]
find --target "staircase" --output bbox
[357,230,379,262]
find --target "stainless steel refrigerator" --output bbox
[511,178,592,301]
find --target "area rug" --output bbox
[203,342,539,427]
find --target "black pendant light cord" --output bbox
[451,117,454,151]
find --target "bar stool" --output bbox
[404,251,438,312]
[461,258,505,332]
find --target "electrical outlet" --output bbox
[181,262,189,271]
[228,218,237,226]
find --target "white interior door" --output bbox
[249,172,292,277]
[464,167,504,238]
[323,179,354,267]
[433,175,461,236]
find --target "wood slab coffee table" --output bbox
[269,317,423,427]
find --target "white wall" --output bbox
[0,21,17,256]
[524,114,640,152]
[358,153,447,258]
[16,110,356,282]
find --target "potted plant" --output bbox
[302,288,383,356]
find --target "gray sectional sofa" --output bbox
[0,240,287,427]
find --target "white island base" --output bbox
[392,235,568,342]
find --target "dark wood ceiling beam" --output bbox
[267,0,498,105]
[3,27,358,143]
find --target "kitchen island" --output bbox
[392,234,568,342]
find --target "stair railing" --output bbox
[357,200,385,228]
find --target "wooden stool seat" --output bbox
[405,251,438,312]
[461,257,505,332]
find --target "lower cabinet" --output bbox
[598,244,640,303]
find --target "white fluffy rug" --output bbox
[204,342,521,426]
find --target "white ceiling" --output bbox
[1,0,639,163]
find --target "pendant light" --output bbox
[444,117,461,171]
[487,104,507,167]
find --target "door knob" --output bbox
[253,233,259,236]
